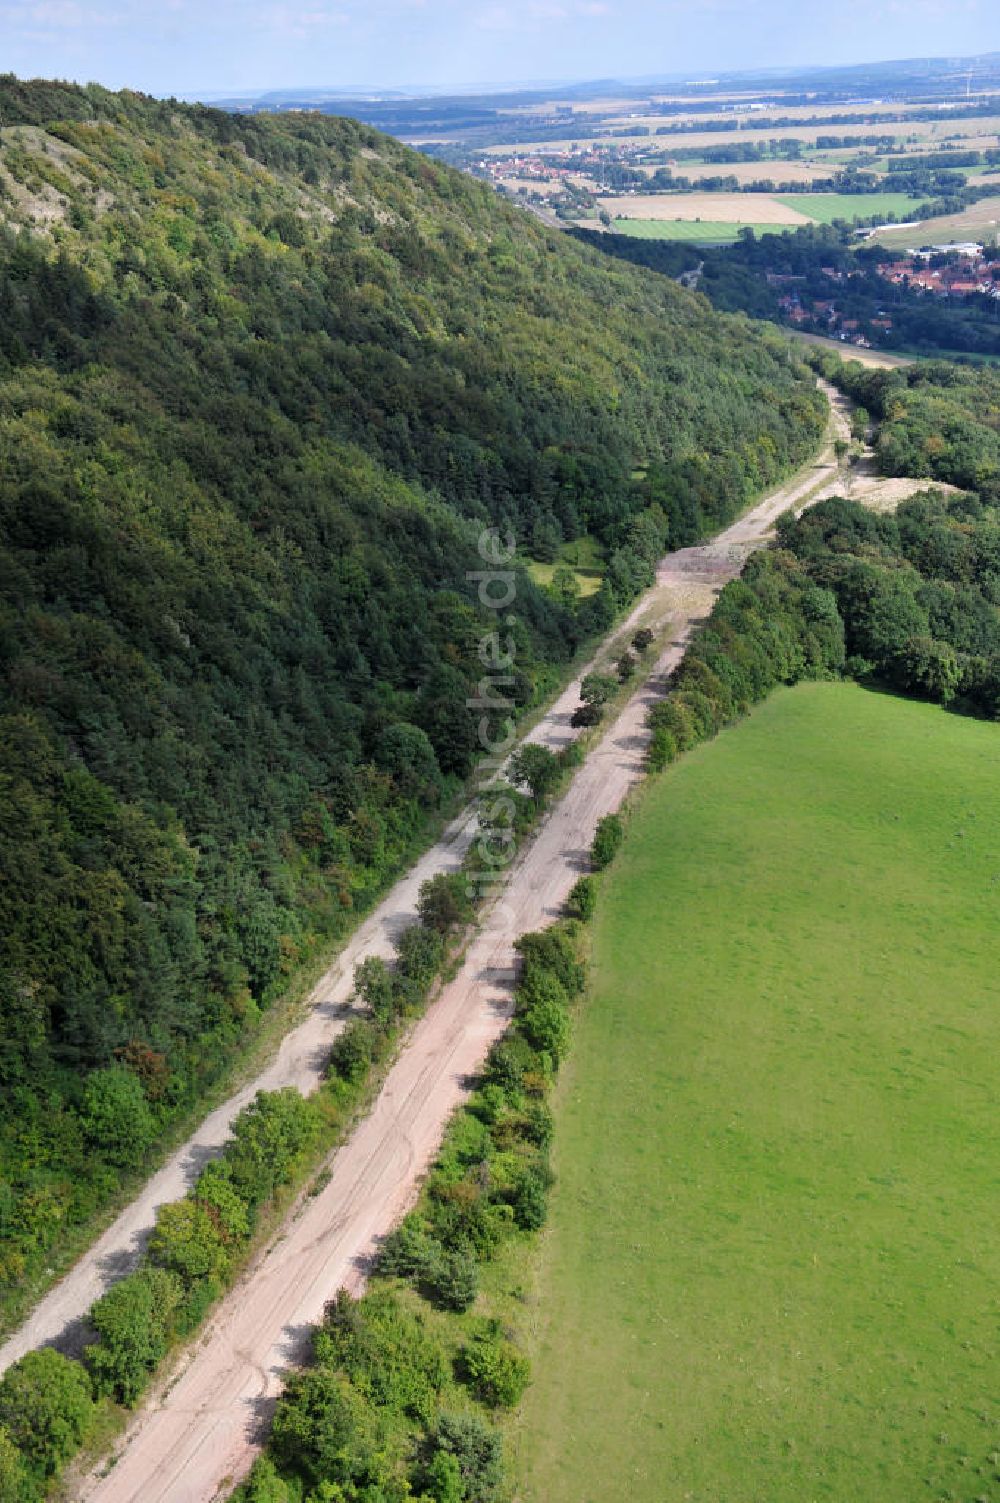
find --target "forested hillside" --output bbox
[0,77,825,1306]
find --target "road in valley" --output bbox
[73,380,917,1503]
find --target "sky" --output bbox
[1,0,998,99]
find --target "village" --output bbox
[774,242,1000,347]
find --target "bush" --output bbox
[270,1367,385,1493]
[0,1426,28,1503]
[507,743,560,804]
[417,872,474,935]
[524,1101,554,1148]
[147,1199,231,1288]
[570,701,603,728]
[648,726,678,770]
[80,1067,155,1169]
[590,813,624,870]
[224,1089,319,1210]
[86,1266,183,1405]
[377,1216,441,1281]
[516,927,584,996]
[510,1165,550,1230]
[580,672,616,708]
[315,1288,448,1423]
[428,1411,504,1503]
[0,1349,94,1480]
[424,1447,463,1503]
[328,1018,378,1084]
[397,922,445,990]
[565,875,597,921]
[238,1456,292,1503]
[193,1160,252,1245]
[426,1247,479,1313]
[519,998,570,1066]
[352,955,398,1030]
[461,1332,531,1409]
[482,1035,537,1096]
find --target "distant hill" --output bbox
[0,77,824,1305]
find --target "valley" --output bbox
[0,54,999,1503]
[58,377,962,1503]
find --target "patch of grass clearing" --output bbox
[525,534,605,597]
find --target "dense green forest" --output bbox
[0,78,826,1306]
[817,354,1000,494]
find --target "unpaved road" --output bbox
[70,381,917,1503]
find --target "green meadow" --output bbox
[516,683,1000,1503]
[781,190,925,224]
[610,219,785,243]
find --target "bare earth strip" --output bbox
[68,382,918,1503]
[781,328,913,369]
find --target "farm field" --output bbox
[599,190,931,241]
[608,219,787,242]
[776,190,925,223]
[601,99,994,131]
[481,117,1000,156]
[599,191,811,223]
[677,158,834,186]
[869,193,1000,248]
[516,682,1000,1503]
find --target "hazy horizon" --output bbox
[2,1,999,102]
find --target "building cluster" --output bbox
[874,246,1000,297]
[776,294,879,346]
[769,242,1000,347]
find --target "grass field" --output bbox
[781,329,913,368]
[516,683,1000,1503]
[602,190,928,243]
[608,219,789,243]
[778,190,925,224]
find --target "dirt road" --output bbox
[68,383,905,1503]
